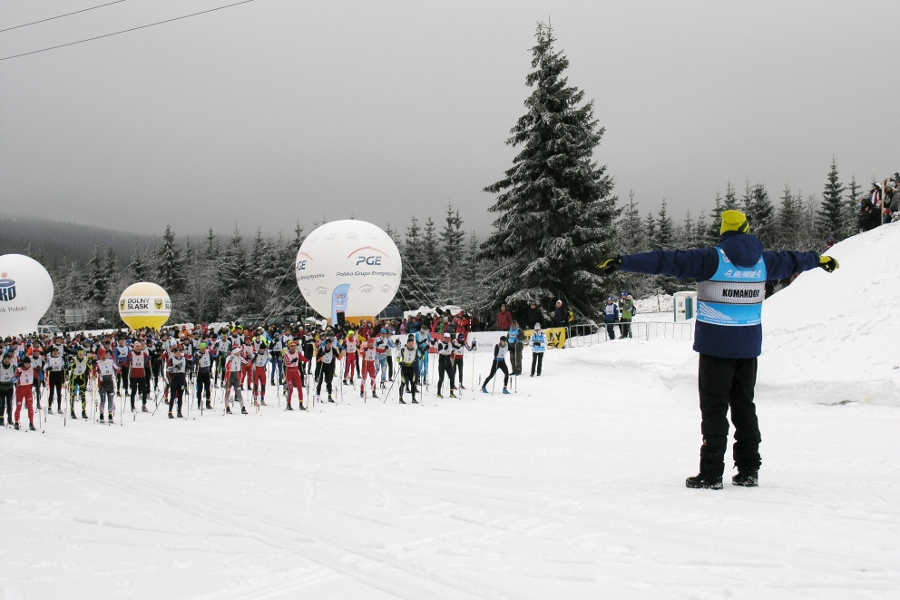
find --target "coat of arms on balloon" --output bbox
[296,220,402,324]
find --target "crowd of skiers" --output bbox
[0,312,557,431]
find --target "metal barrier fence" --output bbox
[566,321,694,347]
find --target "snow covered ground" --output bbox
[3,226,900,599]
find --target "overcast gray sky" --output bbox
[1,0,898,241]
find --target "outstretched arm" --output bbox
[620,248,720,281]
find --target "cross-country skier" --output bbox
[94,348,118,423]
[127,342,151,413]
[376,329,394,383]
[28,348,44,410]
[44,346,65,414]
[251,339,269,407]
[342,330,359,385]
[113,337,130,396]
[283,340,309,410]
[222,348,248,414]
[68,348,92,419]
[530,323,546,377]
[215,334,231,386]
[316,338,342,403]
[397,336,419,404]
[434,333,456,399]
[166,347,187,418]
[359,337,379,399]
[451,333,475,390]
[11,355,37,430]
[270,331,285,386]
[0,352,14,427]
[481,336,510,394]
[599,209,839,490]
[193,343,216,410]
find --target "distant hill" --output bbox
[0,215,173,268]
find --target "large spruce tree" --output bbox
[480,22,617,317]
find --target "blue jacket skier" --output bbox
[599,210,839,490]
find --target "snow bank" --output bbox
[761,224,900,405]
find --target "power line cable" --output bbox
[0,0,128,34]
[0,0,259,62]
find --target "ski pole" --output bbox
[383,372,398,403]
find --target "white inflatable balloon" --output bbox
[296,220,402,323]
[0,254,54,338]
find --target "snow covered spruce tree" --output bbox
[481,23,617,318]
[816,158,846,240]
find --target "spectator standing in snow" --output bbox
[553,300,567,328]
[507,321,524,376]
[600,209,839,490]
[603,297,619,340]
[530,324,546,376]
[618,293,634,339]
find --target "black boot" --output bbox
[82,410,88,420]
[732,470,759,487]
[14,422,20,430]
[685,474,723,490]
[168,412,174,419]
[412,398,419,404]
[226,406,232,414]
[240,406,248,414]
[177,411,183,418]
[286,403,294,410]
[399,397,406,404]
[29,422,36,431]
[206,401,212,409]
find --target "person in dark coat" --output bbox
[524,303,543,330]
[599,210,839,490]
[553,300,567,328]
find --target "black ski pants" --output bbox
[0,387,12,422]
[530,352,543,376]
[130,376,148,409]
[316,363,335,396]
[399,364,417,400]
[605,322,617,340]
[48,371,64,409]
[437,356,454,395]
[453,358,464,388]
[483,359,509,388]
[698,354,761,478]
[168,373,186,414]
[196,372,211,404]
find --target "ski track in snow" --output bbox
[2,227,900,599]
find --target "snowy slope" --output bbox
[761,223,900,405]
[3,227,900,600]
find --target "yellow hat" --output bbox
[720,210,750,235]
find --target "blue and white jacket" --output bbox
[620,232,819,359]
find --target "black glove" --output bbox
[599,256,622,275]
[818,256,839,273]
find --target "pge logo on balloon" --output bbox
[0,273,17,302]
